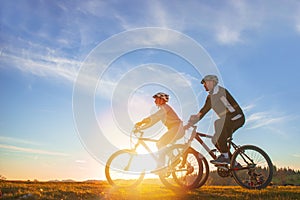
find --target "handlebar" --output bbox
[132,124,213,146]
[132,127,144,137]
[185,125,213,139]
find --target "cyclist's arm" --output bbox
[136,109,165,129]
[197,95,211,120]
[187,95,211,127]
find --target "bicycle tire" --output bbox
[195,152,209,188]
[230,145,273,189]
[105,149,145,188]
[158,144,202,190]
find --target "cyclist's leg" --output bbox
[156,123,184,149]
[211,118,232,164]
[156,124,184,167]
[156,132,172,168]
[231,115,245,133]
[212,116,245,164]
[215,116,245,153]
[213,118,228,153]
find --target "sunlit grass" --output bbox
[1,180,299,200]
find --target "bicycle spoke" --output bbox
[159,145,202,190]
[231,145,273,189]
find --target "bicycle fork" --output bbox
[124,154,135,171]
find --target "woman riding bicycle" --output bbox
[135,92,184,167]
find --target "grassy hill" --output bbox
[1,180,299,200]
[206,166,300,186]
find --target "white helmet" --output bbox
[153,92,169,102]
[201,75,219,84]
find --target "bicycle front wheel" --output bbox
[195,152,209,188]
[105,149,145,188]
[159,144,202,190]
[231,145,273,189]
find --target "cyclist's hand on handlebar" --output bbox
[188,114,200,124]
[135,121,143,127]
[183,124,191,130]
[134,122,145,133]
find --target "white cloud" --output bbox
[212,1,263,45]
[216,26,242,45]
[246,112,288,129]
[0,136,68,156]
[96,64,197,100]
[0,144,68,156]
[1,44,80,84]
[112,1,176,30]
[75,160,87,163]
[241,103,255,112]
[0,136,41,146]
[295,5,300,34]
[297,24,300,33]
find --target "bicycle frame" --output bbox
[130,129,194,174]
[190,126,256,171]
[131,131,161,163]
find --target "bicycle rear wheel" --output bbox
[230,145,273,189]
[105,149,145,188]
[159,144,202,190]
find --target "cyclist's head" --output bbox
[201,75,219,85]
[201,75,218,92]
[153,92,169,105]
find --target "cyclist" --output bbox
[135,92,184,167]
[186,75,245,165]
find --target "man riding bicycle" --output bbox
[186,75,245,165]
[135,92,184,167]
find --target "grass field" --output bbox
[1,180,299,200]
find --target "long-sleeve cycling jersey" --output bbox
[143,104,182,130]
[198,85,244,121]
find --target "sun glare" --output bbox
[134,144,157,171]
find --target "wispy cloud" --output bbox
[0,136,41,146]
[212,1,263,45]
[296,24,300,33]
[1,44,80,84]
[246,111,288,130]
[3,0,300,85]
[0,144,68,156]
[241,103,256,112]
[96,64,198,100]
[295,5,300,34]
[216,26,242,45]
[75,160,87,163]
[0,136,68,156]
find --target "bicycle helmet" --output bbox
[153,92,169,102]
[201,75,219,84]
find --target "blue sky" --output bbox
[1,0,300,181]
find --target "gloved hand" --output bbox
[135,122,143,127]
[188,114,200,125]
[183,124,190,130]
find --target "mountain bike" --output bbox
[105,126,203,190]
[182,126,274,189]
